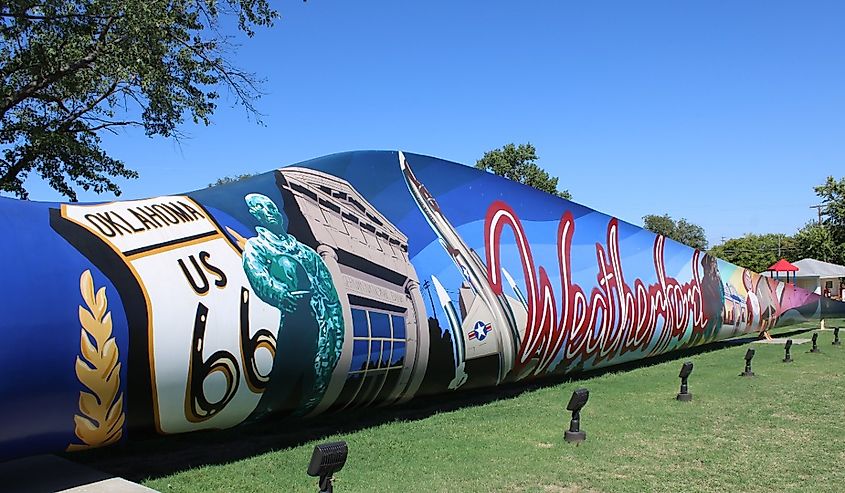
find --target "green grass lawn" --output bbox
[75,320,845,492]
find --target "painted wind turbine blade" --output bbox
[0,149,842,462]
[502,268,529,310]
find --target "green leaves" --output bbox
[814,176,845,243]
[642,214,708,250]
[207,172,255,187]
[793,175,845,264]
[793,222,842,264]
[474,142,572,200]
[0,0,280,200]
[709,176,845,271]
[708,233,793,274]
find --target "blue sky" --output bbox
[20,1,844,247]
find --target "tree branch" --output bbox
[0,146,35,197]
[0,15,119,119]
[168,33,263,117]
[0,12,122,21]
[31,92,71,113]
[53,81,120,132]
[85,121,142,133]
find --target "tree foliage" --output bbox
[475,143,571,200]
[815,176,845,243]
[208,172,255,187]
[642,214,675,239]
[642,213,708,250]
[704,176,845,271]
[708,233,794,273]
[0,0,279,200]
[793,221,844,265]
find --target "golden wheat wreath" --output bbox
[66,270,125,451]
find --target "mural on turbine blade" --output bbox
[0,150,840,460]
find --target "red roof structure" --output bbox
[767,259,799,272]
[766,258,799,283]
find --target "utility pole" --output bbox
[810,204,825,223]
[422,280,438,323]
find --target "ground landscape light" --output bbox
[676,361,693,402]
[833,327,841,346]
[564,388,590,444]
[783,339,793,363]
[307,441,348,493]
[740,348,755,377]
[810,333,821,353]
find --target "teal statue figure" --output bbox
[242,193,345,413]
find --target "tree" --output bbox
[642,214,675,238]
[793,221,843,265]
[475,143,571,200]
[814,176,845,242]
[706,176,845,272]
[642,214,708,250]
[208,172,255,188]
[0,0,280,201]
[708,233,795,273]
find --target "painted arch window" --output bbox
[348,307,406,374]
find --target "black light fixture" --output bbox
[783,339,793,363]
[810,333,821,353]
[307,441,348,493]
[740,348,755,377]
[676,361,693,401]
[564,388,589,443]
[833,327,841,346]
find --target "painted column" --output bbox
[394,278,430,404]
[309,244,354,415]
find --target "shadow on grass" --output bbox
[67,326,816,482]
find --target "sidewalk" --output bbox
[0,454,157,493]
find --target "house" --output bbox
[793,258,845,299]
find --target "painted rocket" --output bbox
[399,151,528,383]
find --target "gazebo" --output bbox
[766,258,799,283]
